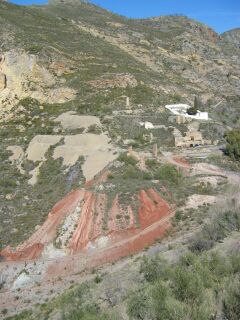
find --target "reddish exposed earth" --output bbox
[1,190,83,261]
[172,155,190,169]
[0,186,173,266]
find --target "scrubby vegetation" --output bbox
[9,242,240,320]
[127,250,240,320]
[7,282,116,320]
[189,196,240,253]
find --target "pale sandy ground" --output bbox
[7,113,111,185]
[26,135,62,162]
[7,146,25,174]
[53,133,118,181]
[54,112,101,130]
[184,194,216,210]
[187,121,200,132]
[82,150,117,182]
[7,131,118,185]
[28,163,43,186]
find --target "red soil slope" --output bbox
[1,187,173,264]
[0,190,84,261]
[0,243,44,262]
[69,188,171,256]
[68,191,96,253]
[138,189,170,228]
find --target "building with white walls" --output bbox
[165,104,209,120]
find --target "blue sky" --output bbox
[10,0,240,33]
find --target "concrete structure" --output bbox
[165,104,209,120]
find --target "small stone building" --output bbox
[175,131,204,147]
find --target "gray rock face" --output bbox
[221,28,240,50]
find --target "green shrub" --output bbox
[154,164,182,185]
[128,251,240,320]
[190,208,240,253]
[187,96,199,115]
[118,153,138,166]
[224,129,240,161]
[223,278,240,320]
[123,166,139,179]
[87,124,102,134]
[187,106,197,115]
[149,281,187,320]
[174,210,183,222]
[145,159,158,169]
[171,266,204,303]
[94,274,102,284]
[140,255,168,283]
[127,288,150,319]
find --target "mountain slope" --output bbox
[0,1,240,319]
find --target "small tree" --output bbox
[224,130,240,161]
[187,97,198,115]
[187,97,198,116]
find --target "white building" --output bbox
[165,104,209,120]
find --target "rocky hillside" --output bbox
[0,1,240,319]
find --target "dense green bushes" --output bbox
[224,129,240,161]
[127,251,240,320]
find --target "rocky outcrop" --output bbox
[0,50,55,96]
[88,73,138,89]
[0,49,76,116]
